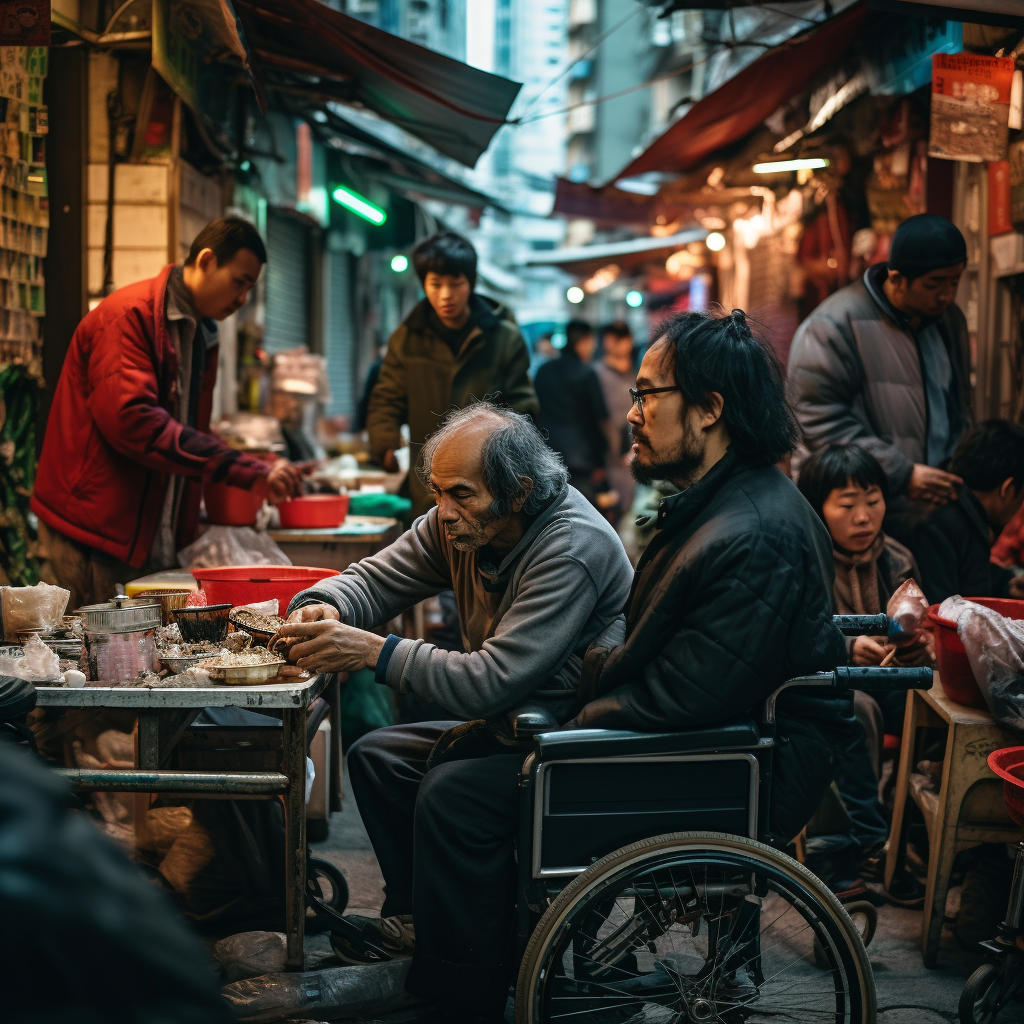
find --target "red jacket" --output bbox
[32,265,268,567]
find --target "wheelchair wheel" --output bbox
[516,831,874,1024]
[959,962,1011,1024]
[308,857,349,913]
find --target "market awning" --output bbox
[149,0,521,168]
[551,178,659,225]
[871,0,1024,27]
[524,229,708,276]
[615,3,869,181]
[232,0,521,167]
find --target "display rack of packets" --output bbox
[0,46,46,378]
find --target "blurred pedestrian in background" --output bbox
[535,319,610,507]
[367,232,538,516]
[595,320,637,524]
[788,214,971,509]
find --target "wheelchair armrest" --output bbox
[509,703,562,740]
[534,717,762,761]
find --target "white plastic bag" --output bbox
[0,634,60,681]
[177,527,290,569]
[938,596,1024,732]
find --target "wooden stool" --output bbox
[885,681,1020,966]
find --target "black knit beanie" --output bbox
[888,214,967,279]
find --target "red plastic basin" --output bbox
[277,494,350,529]
[204,481,265,526]
[927,598,1024,709]
[190,565,339,611]
[988,746,1024,827]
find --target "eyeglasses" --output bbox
[629,386,681,417]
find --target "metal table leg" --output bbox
[281,706,308,970]
[328,675,343,813]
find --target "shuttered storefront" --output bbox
[263,210,310,353]
[325,249,356,417]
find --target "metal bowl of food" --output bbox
[197,651,286,685]
[158,652,217,674]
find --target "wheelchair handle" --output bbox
[833,614,890,637]
[834,665,934,690]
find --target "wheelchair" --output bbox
[313,614,928,1023]
[508,614,931,1024]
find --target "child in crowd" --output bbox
[798,443,930,903]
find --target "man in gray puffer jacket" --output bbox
[274,402,632,1023]
[788,214,971,505]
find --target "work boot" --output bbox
[330,913,415,964]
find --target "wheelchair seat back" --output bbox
[529,716,767,878]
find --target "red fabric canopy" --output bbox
[616,4,869,181]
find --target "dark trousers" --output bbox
[347,723,523,1014]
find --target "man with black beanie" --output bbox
[789,214,971,505]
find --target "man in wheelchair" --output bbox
[570,309,850,847]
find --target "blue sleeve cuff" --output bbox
[374,634,403,686]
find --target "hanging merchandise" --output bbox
[0,45,46,585]
[1010,140,1024,229]
[930,53,1015,164]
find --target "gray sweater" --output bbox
[290,486,633,723]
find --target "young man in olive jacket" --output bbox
[572,309,852,846]
[366,232,538,515]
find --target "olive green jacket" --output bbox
[367,295,539,515]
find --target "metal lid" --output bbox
[77,596,162,634]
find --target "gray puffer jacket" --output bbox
[788,264,970,493]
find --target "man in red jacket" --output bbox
[32,218,302,608]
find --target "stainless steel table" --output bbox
[36,675,328,969]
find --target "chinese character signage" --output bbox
[930,53,1015,163]
[0,2,49,45]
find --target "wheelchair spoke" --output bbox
[523,842,866,1024]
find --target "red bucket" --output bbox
[204,481,265,527]
[191,565,339,611]
[277,494,350,529]
[927,598,1024,709]
[988,746,1024,827]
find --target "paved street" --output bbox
[306,763,1024,1023]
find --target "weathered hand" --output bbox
[1009,575,1024,599]
[266,460,304,503]
[907,464,962,505]
[270,620,386,674]
[287,603,341,624]
[893,634,935,667]
[851,635,888,666]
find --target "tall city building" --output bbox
[343,0,467,62]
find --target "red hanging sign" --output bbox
[0,2,50,45]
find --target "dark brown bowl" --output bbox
[172,604,232,643]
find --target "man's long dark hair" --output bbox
[658,308,797,466]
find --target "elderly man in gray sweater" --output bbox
[274,402,632,1024]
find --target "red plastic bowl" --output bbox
[277,494,350,529]
[204,481,265,526]
[927,598,1024,709]
[190,565,340,611]
[988,746,1024,827]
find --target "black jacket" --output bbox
[535,348,608,476]
[572,452,851,845]
[891,487,1014,605]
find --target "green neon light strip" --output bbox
[331,186,387,225]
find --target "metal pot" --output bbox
[78,596,162,634]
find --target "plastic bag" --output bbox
[0,635,60,681]
[886,578,929,646]
[177,527,290,569]
[214,931,288,983]
[222,960,419,1022]
[938,595,1024,733]
[235,599,279,617]
[1,581,70,640]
